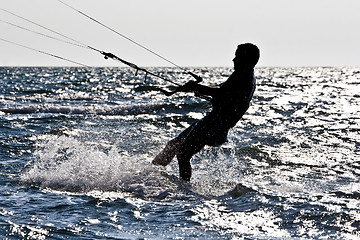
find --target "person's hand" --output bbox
[188,72,203,83]
[178,81,198,92]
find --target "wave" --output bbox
[331,191,360,200]
[20,135,216,200]
[0,103,167,116]
[20,135,254,200]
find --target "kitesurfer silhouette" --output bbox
[153,43,260,181]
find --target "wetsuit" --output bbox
[174,69,256,180]
[180,69,256,146]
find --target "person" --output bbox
[152,43,260,181]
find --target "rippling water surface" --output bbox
[0,66,359,239]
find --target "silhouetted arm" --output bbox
[192,83,219,97]
[179,81,219,97]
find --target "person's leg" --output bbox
[176,139,205,181]
[177,152,192,181]
[152,137,182,166]
[152,125,193,166]
[153,115,212,176]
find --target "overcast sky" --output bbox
[1,0,359,67]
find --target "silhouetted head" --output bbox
[233,43,260,70]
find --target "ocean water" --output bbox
[0,66,359,239]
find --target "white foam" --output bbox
[21,134,252,200]
[21,135,183,199]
